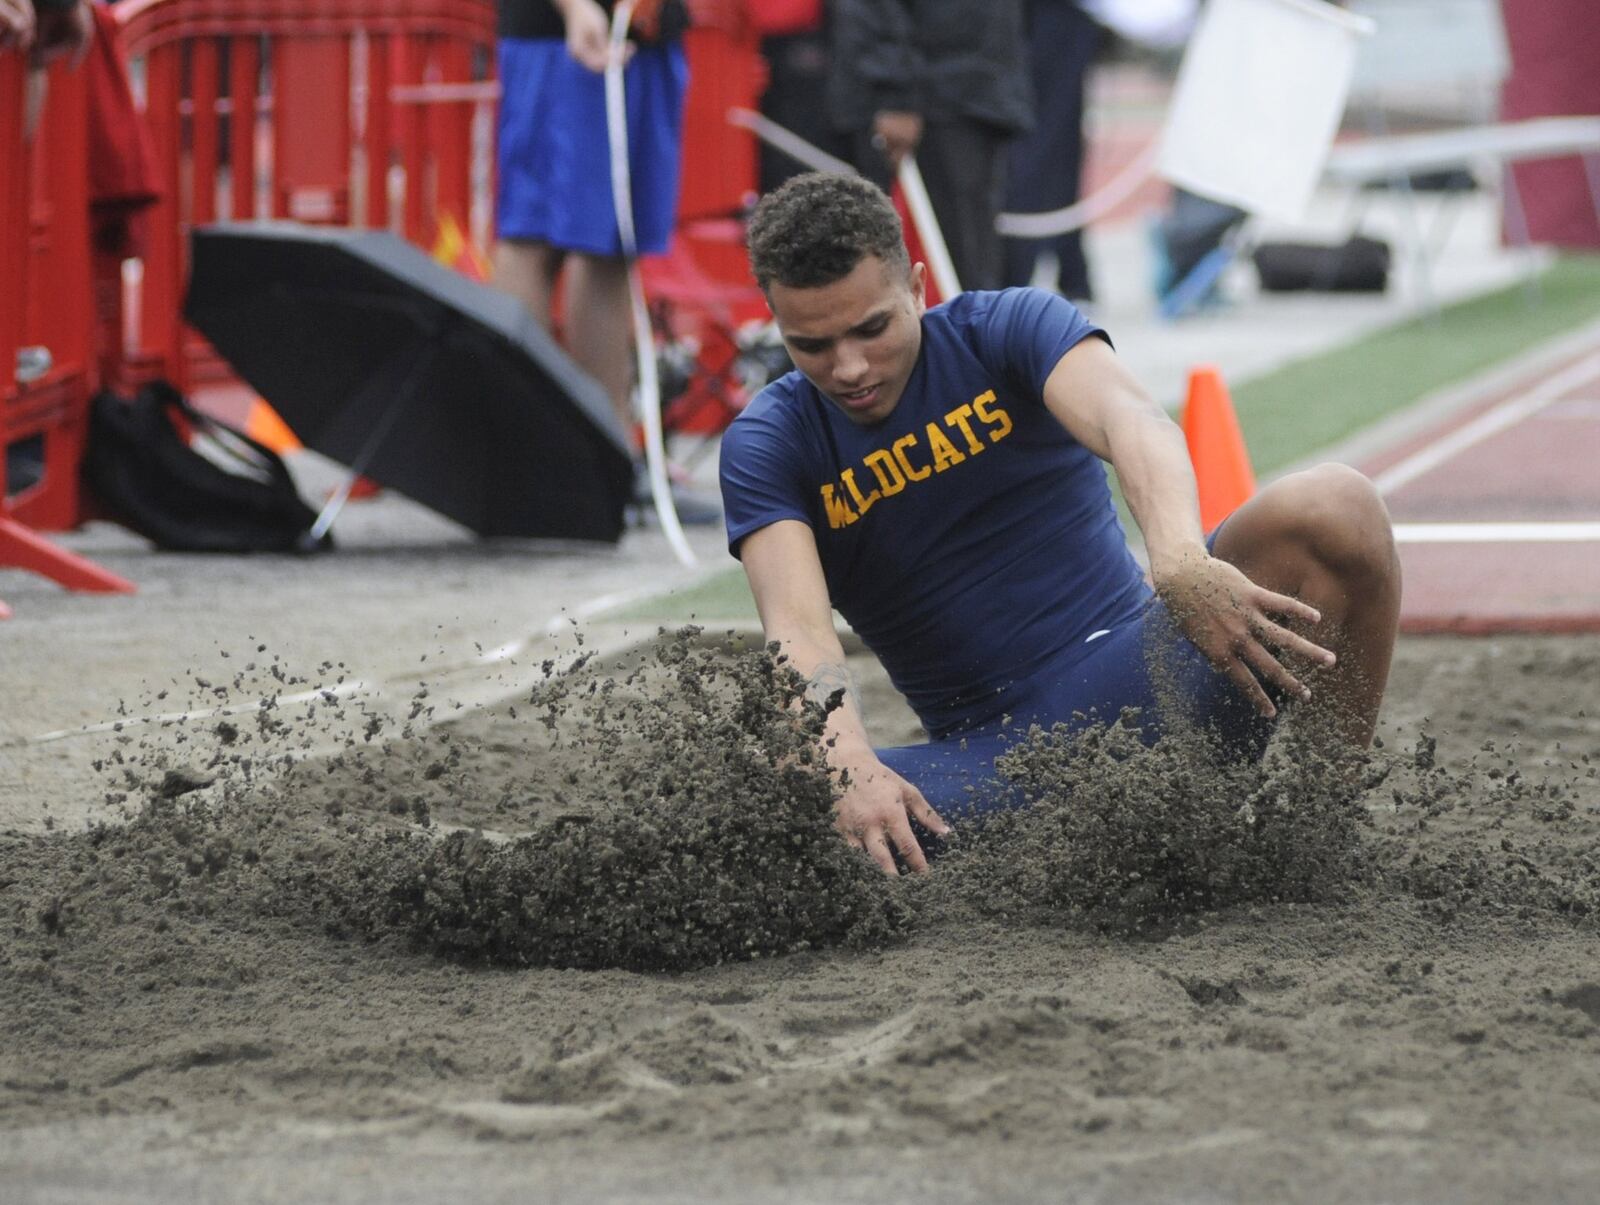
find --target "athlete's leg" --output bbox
[1209,462,1401,745]
[875,600,1272,825]
[876,730,1022,823]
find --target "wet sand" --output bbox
[3,631,1599,1203]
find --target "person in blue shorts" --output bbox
[493,0,687,442]
[720,172,1403,876]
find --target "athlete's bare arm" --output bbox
[1039,338,1336,716]
[739,519,950,874]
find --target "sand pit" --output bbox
[3,629,1599,1203]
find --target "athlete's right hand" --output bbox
[834,758,949,876]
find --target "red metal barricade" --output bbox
[110,0,497,393]
[3,0,769,611]
[1,51,136,608]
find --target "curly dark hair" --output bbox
[746,173,909,291]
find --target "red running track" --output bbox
[1361,340,1600,634]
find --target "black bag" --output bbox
[82,381,330,553]
[1252,235,1391,293]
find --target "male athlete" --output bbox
[719,173,1401,876]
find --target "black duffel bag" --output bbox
[83,381,329,553]
[1252,235,1391,293]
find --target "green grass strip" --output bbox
[1233,254,1600,474]
[613,255,1600,624]
[611,564,758,623]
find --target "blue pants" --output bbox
[877,595,1274,823]
[495,39,688,256]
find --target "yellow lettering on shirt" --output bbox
[815,386,1013,529]
[892,432,931,482]
[842,467,880,514]
[973,389,1013,442]
[925,422,967,472]
[820,483,859,529]
[863,449,908,496]
[944,403,986,454]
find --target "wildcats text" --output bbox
[820,390,1014,529]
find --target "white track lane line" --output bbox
[31,679,372,744]
[475,584,684,666]
[33,576,699,744]
[1393,522,1600,543]
[1373,351,1600,496]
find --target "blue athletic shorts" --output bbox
[876,533,1276,822]
[495,38,688,256]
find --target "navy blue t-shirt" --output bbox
[719,288,1151,738]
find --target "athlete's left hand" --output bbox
[1152,551,1336,718]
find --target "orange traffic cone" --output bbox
[1180,364,1255,532]
[244,399,302,454]
[245,399,383,500]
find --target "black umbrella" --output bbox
[184,222,634,542]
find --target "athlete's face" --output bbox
[767,256,926,426]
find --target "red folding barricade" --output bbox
[109,0,497,394]
[3,0,778,613]
[1,51,136,608]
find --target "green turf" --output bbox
[1231,254,1600,474]
[610,255,1600,624]
[610,565,758,623]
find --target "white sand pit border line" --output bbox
[28,679,373,745]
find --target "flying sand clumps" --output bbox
[927,711,1378,933]
[7,628,1597,997]
[325,633,912,971]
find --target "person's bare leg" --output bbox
[1210,463,1402,745]
[492,238,563,329]
[565,252,637,443]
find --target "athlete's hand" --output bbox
[559,0,625,72]
[834,756,949,876]
[1152,550,1336,718]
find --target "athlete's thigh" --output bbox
[877,603,1274,825]
[1037,601,1273,757]
[876,730,1020,824]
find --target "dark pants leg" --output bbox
[877,598,1276,823]
[1002,0,1100,296]
[759,33,854,194]
[856,120,1008,292]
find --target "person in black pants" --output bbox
[828,0,1031,292]
[1001,0,1103,299]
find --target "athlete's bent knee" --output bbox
[1283,463,1395,585]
